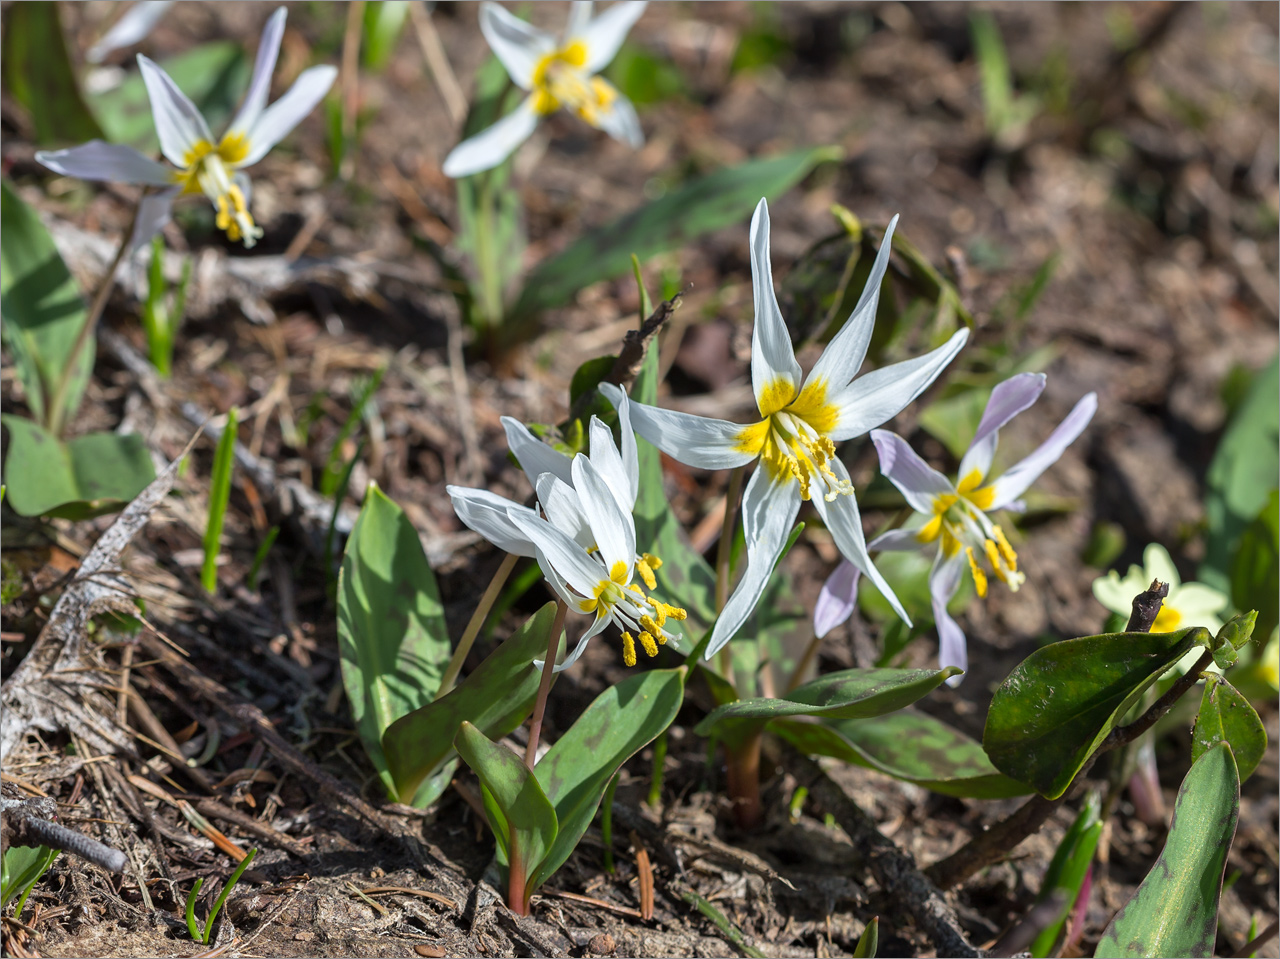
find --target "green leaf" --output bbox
[201,407,238,594]
[529,666,686,892]
[382,602,564,806]
[1231,490,1279,641]
[1,845,59,910]
[1,415,155,519]
[918,388,992,460]
[512,146,842,321]
[1,179,91,433]
[362,1,411,71]
[852,917,879,959]
[454,721,557,909]
[983,628,1204,799]
[773,707,1032,799]
[1095,742,1240,958]
[337,484,451,801]
[1031,792,1103,957]
[2,2,104,146]
[695,667,961,752]
[1191,674,1266,783]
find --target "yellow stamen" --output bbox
[621,632,637,667]
[639,614,660,636]
[639,631,659,658]
[966,547,988,598]
[663,603,687,621]
[984,539,1006,583]
[993,526,1017,570]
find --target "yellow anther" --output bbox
[984,539,1003,579]
[966,547,988,598]
[641,553,663,572]
[993,526,1018,570]
[621,632,637,667]
[639,614,660,636]
[663,603,687,621]
[636,558,657,590]
[639,631,659,658]
[651,604,667,627]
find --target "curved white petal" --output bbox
[571,455,635,571]
[705,470,802,657]
[827,328,968,442]
[479,1,554,88]
[957,373,1045,485]
[814,560,859,639]
[611,394,758,471]
[870,429,954,514]
[804,215,898,393]
[1091,566,1147,617]
[241,65,337,167]
[129,186,181,251]
[535,473,592,547]
[447,485,538,557]
[508,508,604,597]
[36,140,174,186]
[138,55,212,166]
[930,551,967,685]
[748,199,802,417]
[540,613,611,673]
[228,7,287,137]
[593,86,643,147]
[987,392,1097,510]
[1142,542,1181,591]
[502,416,573,491]
[442,96,540,178]
[1168,583,1229,618]
[868,527,930,553]
[564,2,594,40]
[587,415,634,513]
[577,1,646,72]
[87,1,174,63]
[613,388,639,506]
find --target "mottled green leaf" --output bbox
[983,629,1204,799]
[383,602,563,805]
[1031,792,1102,957]
[1095,742,1239,958]
[1192,674,1266,783]
[2,2,104,146]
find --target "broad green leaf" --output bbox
[382,602,564,805]
[853,917,878,959]
[918,388,992,460]
[2,3,104,146]
[695,667,961,751]
[1095,742,1240,958]
[529,666,686,892]
[2,845,59,908]
[512,146,842,320]
[454,721,557,909]
[772,708,1031,799]
[1191,674,1266,782]
[89,43,252,151]
[983,628,1204,799]
[1231,490,1279,641]
[337,485,451,801]
[1,416,155,519]
[362,1,411,71]
[1,179,91,433]
[1031,792,1103,957]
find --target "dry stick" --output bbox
[0,795,127,874]
[435,552,520,700]
[524,601,569,770]
[1232,918,1280,959]
[409,0,467,126]
[338,0,365,181]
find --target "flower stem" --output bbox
[507,839,528,915]
[725,729,763,830]
[715,466,745,678]
[435,552,519,700]
[524,599,568,770]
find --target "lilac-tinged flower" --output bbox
[814,373,1097,683]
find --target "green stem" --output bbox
[524,599,568,769]
[474,171,503,329]
[715,466,746,678]
[435,552,520,700]
[647,729,667,808]
[601,772,620,874]
[507,839,528,915]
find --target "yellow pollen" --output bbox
[1153,606,1182,632]
[636,556,657,590]
[983,539,1004,581]
[663,603,687,621]
[621,632,637,667]
[530,40,616,125]
[966,547,988,598]
[651,604,667,627]
[993,526,1017,570]
[639,614,659,635]
[639,631,659,658]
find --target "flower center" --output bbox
[736,378,849,502]
[530,41,616,124]
[919,472,1023,597]
[575,552,687,667]
[173,133,263,247]
[1152,605,1182,632]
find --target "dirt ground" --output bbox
[2,2,1278,957]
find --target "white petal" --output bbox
[1091,566,1147,617]
[814,560,859,639]
[502,416,573,491]
[577,1,646,72]
[804,215,898,394]
[930,552,967,685]
[242,65,337,167]
[957,373,1045,485]
[607,390,758,471]
[987,392,1096,510]
[228,7,287,137]
[1142,542,1181,591]
[592,86,643,147]
[86,0,174,63]
[870,429,954,514]
[571,455,635,571]
[138,54,212,167]
[868,527,930,553]
[538,613,610,673]
[129,186,180,252]
[36,140,174,186]
[588,415,634,513]
[564,2,594,40]
[1168,583,1229,618]
[442,96,540,178]
[508,509,605,597]
[827,328,969,442]
[613,387,640,507]
[535,473,592,548]
[705,470,802,657]
[748,199,802,417]
[479,1,554,88]
[447,486,538,557]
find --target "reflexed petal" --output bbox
[957,373,1045,485]
[827,328,969,441]
[748,199,802,416]
[588,415,634,512]
[811,461,910,627]
[1091,566,1147,617]
[600,385,758,470]
[36,141,174,186]
[129,186,180,251]
[564,2,594,40]
[87,0,174,63]
[537,611,610,673]
[447,485,538,557]
[508,508,604,596]
[577,1,646,72]
[614,388,639,505]
[930,552,967,685]
[1167,583,1229,618]
[804,215,898,393]
[442,96,540,178]
[479,0,554,88]
[138,55,212,166]
[228,7,287,137]
[706,469,802,657]
[593,86,643,147]
[814,560,859,639]
[1141,542,1181,591]
[503,415,573,491]
[241,65,337,166]
[870,429,954,514]
[536,473,592,547]
[868,527,929,552]
[987,392,1096,510]
[571,455,635,571]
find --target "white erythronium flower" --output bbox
[601,198,970,659]
[36,8,336,249]
[1092,542,1228,634]
[815,372,1097,682]
[442,1,646,178]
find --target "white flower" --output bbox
[601,198,970,659]
[442,1,646,178]
[86,1,174,64]
[816,373,1097,683]
[37,8,336,249]
[1092,543,1228,634]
